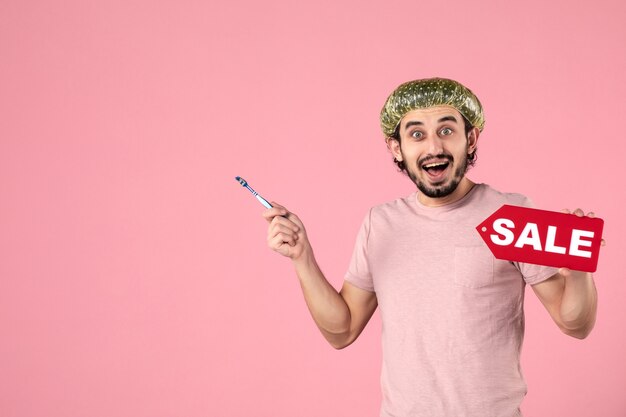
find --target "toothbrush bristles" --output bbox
[234,175,270,207]
[235,176,247,187]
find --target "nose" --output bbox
[425,134,444,155]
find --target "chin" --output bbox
[415,176,462,199]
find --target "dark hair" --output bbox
[389,113,477,173]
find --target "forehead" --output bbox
[399,106,463,127]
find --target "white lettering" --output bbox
[514,222,542,251]
[490,218,515,245]
[569,229,594,258]
[545,225,567,254]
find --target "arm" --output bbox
[263,202,378,349]
[531,269,597,339]
[531,208,600,339]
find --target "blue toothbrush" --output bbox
[235,176,273,209]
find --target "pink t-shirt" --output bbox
[345,183,558,417]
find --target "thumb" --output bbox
[270,201,286,210]
[559,267,571,277]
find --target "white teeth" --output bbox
[424,162,448,169]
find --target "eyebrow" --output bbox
[404,116,459,131]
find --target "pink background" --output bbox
[1,0,625,416]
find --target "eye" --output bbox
[440,127,453,136]
[410,130,423,139]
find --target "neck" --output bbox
[417,177,476,207]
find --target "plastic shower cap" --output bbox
[380,77,485,138]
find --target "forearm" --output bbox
[559,272,598,338]
[292,248,352,346]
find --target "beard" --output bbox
[405,148,469,199]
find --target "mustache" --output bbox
[418,154,453,166]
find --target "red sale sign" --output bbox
[476,205,604,272]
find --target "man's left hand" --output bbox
[558,207,606,277]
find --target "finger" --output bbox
[267,202,306,229]
[559,267,571,277]
[270,201,287,211]
[269,223,300,240]
[262,206,289,222]
[573,208,584,217]
[267,221,298,239]
[587,212,596,218]
[269,232,297,248]
[601,238,606,246]
[270,216,300,233]
[560,208,571,214]
[268,235,292,252]
[283,211,305,229]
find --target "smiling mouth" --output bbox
[422,161,450,175]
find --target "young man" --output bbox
[263,78,598,417]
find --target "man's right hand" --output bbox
[261,201,378,349]
[262,202,311,261]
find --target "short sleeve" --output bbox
[513,261,559,285]
[513,195,559,285]
[344,209,375,292]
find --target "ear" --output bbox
[386,137,403,161]
[467,127,480,154]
